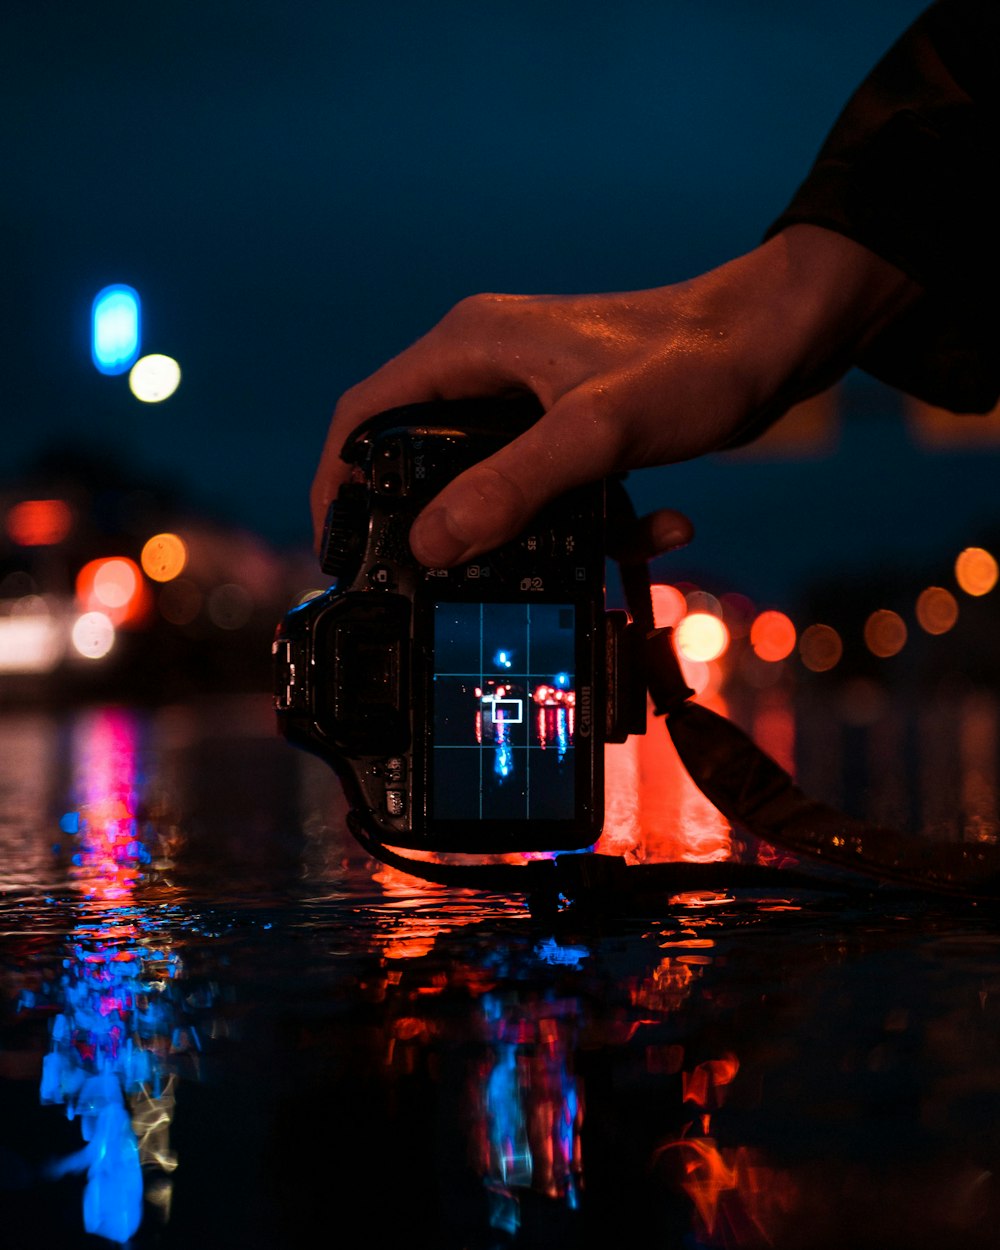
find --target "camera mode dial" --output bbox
[320,485,369,581]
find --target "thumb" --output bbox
[409,462,534,566]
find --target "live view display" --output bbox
[432,602,576,821]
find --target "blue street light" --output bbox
[92,285,141,375]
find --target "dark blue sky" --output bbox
[7,0,994,608]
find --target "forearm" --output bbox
[766,0,1000,411]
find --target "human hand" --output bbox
[312,225,919,566]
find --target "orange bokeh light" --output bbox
[798,623,843,672]
[675,612,729,663]
[955,547,998,597]
[651,583,687,629]
[915,585,959,635]
[76,557,150,627]
[141,532,187,582]
[749,610,796,662]
[6,499,73,546]
[864,609,907,658]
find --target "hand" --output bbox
[312,225,920,566]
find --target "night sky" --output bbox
[6,0,995,609]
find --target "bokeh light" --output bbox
[676,654,715,697]
[720,591,755,639]
[799,623,843,673]
[749,610,797,662]
[129,354,181,403]
[207,583,253,630]
[915,586,959,635]
[93,559,138,609]
[92,284,141,376]
[651,583,686,629]
[6,499,73,546]
[674,612,729,662]
[0,609,64,674]
[158,578,202,625]
[72,612,116,659]
[76,557,148,627]
[955,547,998,597]
[685,590,722,618]
[141,532,187,582]
[864,609,907,658]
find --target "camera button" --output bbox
[368,565,395,589]
[376,472,403,494]
[385,789,407,817]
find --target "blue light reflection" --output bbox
[36,709,192,1246]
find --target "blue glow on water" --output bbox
[534,936,588,969]
[32,709,196,1246]
[92,285,141,375]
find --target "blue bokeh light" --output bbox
[92,285,141,376]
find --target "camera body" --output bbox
[273,397,645,854]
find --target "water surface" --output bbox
[2,693,1000,1250]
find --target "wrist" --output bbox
[757,223,923,388]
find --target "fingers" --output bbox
[309,306,526,548]
[609,508,695,564]
[408,390,628,565]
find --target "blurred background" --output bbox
[4,0,999,704]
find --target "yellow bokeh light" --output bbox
[674,612,729,663]
[129,354,181,403]
[915,586,959,635]
[799,623,843,673]
[749,610,797,662]
[864,609,907,658]
[141,532,187,582]
[955,546,998,597]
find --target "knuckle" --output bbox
[573,388,631,461]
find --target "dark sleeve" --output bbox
[765,0,1000,413]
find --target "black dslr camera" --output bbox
[273,396,646,855]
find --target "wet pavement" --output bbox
[3,689,1000,1249]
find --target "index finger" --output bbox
[309,324,525,549]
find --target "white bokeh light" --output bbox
[71,611,116,660]
[129,354,181,403]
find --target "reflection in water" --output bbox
[598,693,732,863]
[477,982,584,1236]
[795,678,1000,843]
[32,709,189,1245]
[350,904,804,1249]
[5,680,1000,1248]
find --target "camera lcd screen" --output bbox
[431,601,577,821]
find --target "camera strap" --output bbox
[349,476,1000,912]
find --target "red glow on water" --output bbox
[654,1136,738,1234]
[682,1054,740,1109]
[598,704,731,863]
